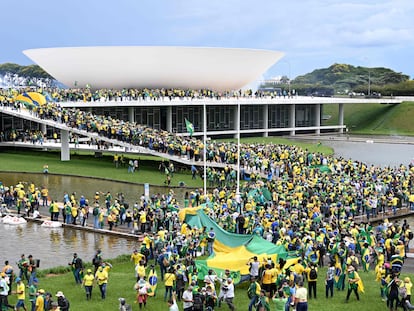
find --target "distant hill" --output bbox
[293,63,410,91]
[0,63,59,88]
[0,63,52,79]
[1,62,412,94]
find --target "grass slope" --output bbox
[323,101,414,135]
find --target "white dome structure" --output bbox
[23,46,284,91]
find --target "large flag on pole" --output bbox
[185,118,194,137]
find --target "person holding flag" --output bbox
[345,265,364,302]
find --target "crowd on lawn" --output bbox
[2,87,414,309]
[2,139,414,310]
[0,250,113,311]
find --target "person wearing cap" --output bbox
[247,256,260,279]
[0,272,14,310]
[35,289,45,311]
[95,265,109,299]
[55,291,69,311]
[13,277,26,311]
[28,277,39,311]
[82,269,95,300]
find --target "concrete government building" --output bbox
[2,46,401,138]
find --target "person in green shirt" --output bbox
[272,290,288,311]
[17,255,29,282]
[256,290,270,311]
[247,276,261,311]
[28,278,38,311]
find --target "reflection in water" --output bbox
[0,222,137,269]
[0,172,186,270]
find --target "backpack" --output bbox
[93,207,99,216]
[193,293,204,309]
[309,267,318,280]
[408,231,413,240]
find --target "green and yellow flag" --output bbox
[185,118,194,136]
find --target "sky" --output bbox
[2,0,414,81]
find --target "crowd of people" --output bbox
[0,86,295,105]
[1,256,70,311]
[2,152,414,310]
[2,86,414,310]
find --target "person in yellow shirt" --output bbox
[305,263,318,299]
[293,259,305,283]
[139,211,147,233]
[95,264,111,299]
[135,262,146,280]
[14,277,26,311]
[131,249,145,266]
[40,187,49,207]
[82,269,95,300]
[261,264,273,296]
[35,289,45,311]
[401,277,413,307]
[163,268,176,301]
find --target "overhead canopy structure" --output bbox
[23,46,284,91]
[179,207,298,283]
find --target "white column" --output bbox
[289,104,296,136]
[338,103,344,133]
[263,104,268,137]
[60,129,70,161]
[234,104,240,138]
[315,103,321,135]
[166,106,172,132]
[128,107,135,123]
[40,123,47,135]
[236,101,240,197]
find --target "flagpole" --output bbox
[203,103,207,196]
[236,101,241,213]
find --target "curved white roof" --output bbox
[23,46,284,91]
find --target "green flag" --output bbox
[185,118,194,136]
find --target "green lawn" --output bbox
[322,101,414,135]
[0,149,204,188]
[5,256,404,311]
[0,137,332,189]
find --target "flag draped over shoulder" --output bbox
[185,118,194,136]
